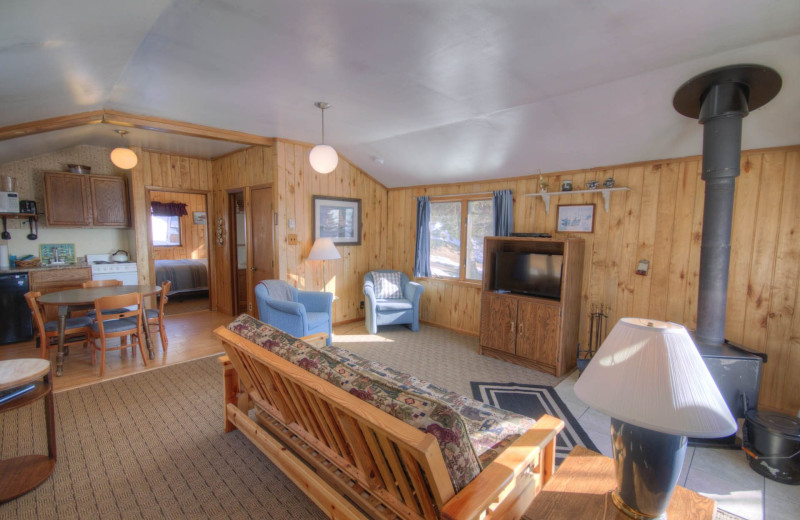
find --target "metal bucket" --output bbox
[743,410,800,484]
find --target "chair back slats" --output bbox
[82,279,123,288]
[94,293,141,324]
[216,327,456,518]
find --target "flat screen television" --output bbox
[494,252,563,300]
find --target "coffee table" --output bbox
[38,285,161,376]
[0,359,56,503]
[523,446,715,519]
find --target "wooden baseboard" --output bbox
[332,317,363,326]
[420,320,479,337]
[479,346,560,376]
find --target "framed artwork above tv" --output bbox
[557,204,595,233]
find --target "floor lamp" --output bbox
[574,318,736,519]
[308,237,341,292]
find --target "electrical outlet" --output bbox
[288,234,298,245]
[360,301,364,309]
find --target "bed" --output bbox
[154,259,209,297]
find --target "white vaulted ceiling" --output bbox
[0,0,798,186]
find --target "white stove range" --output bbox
[86,254,139,284]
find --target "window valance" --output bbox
[150,201,188,217]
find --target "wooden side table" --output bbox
[0,359,57,503]
[523,446,715,520]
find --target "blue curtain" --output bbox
[414,196,431,277]
[493,190,513,236]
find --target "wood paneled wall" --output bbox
[387,145,800,415]
[129,148,213,302]
[275,140,388,324]
[211,146,276,315]
[150,190,208,261]
[210,142,388,323]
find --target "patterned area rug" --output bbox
[471,381,598,465]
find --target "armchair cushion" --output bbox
[375,299,413,311]
[372,271,403,299]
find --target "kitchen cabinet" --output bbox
[43,172,91,227]
[89,175,130,227]
[478,237,584,376]
[43,171,130,228]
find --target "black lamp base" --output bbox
[611,418,688,519]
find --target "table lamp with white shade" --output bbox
[574,318,736,520]
[308,237,341,291]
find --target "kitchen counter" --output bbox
[0,262,90,274]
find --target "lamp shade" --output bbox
[309,144,338,174]
[574,318,736,438]
[308,237,341,261]
[110,147,138,169]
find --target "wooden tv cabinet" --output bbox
[479,237,584,376]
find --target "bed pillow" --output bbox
[373,271,403,299]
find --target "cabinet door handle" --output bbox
[518,322,523,335]
[510,321,515,334]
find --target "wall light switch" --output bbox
[288,234,298,245]
[288,218,295,230]
[636,259,650,276]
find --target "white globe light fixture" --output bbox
[110,129,138,169]
[309,102,338,174]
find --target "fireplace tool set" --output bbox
[577,303,609,372]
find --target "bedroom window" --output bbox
[429,197,494,281]
[151,215,182,246]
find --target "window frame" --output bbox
[428,194,494,284]
[151,214,183,248]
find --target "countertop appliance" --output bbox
[86,254,138,285]
[0,191,19,213]
[0,273,33,344]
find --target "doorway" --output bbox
[148,190,211,315]
[227,186,274,317]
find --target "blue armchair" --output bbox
[255,280,333,346]
[363,270,424,334]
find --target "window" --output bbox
[151,215,182,246]
[429,197,494,281]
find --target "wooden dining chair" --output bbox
[145,281,171,351]
[83,279,129,317]
[89,292,148,376]
[82,279,123,288]
[24,291,93,360]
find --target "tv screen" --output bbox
[494,252,563,300]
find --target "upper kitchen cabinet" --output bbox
[43,171,130,228]
[89,175,130,227]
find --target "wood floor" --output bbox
[0,310,232,393]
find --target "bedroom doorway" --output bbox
[149,190,211,316]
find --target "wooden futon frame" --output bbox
[215,327,564,519]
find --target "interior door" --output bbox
[249,186,274,317]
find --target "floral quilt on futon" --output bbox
[228,314,536,492]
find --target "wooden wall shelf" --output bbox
[525,187,630,213]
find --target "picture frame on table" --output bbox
[557,204,595,233]
[312,195,362,245]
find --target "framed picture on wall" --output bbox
[193,211,207,225]
[313,195,362,245]
[557,204,595,233]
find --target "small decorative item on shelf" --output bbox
[539,180,549,193]
[561,180,573,192]
[603,177,615,188]
[586,180,600,190]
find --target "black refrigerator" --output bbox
[0,273,33,344]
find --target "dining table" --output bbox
[37,285,162,376]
